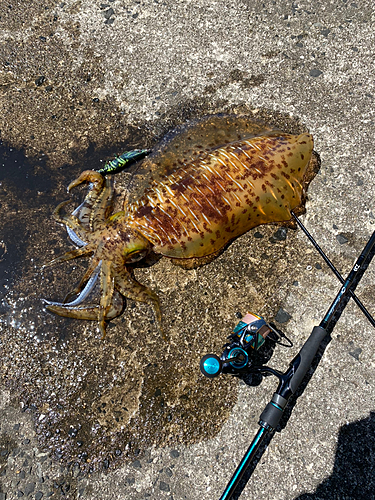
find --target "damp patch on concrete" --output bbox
[0,107,326,473]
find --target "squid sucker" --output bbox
[44,125,318,338]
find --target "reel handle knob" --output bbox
[200,354,222,378]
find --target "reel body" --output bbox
[200,313,274,378]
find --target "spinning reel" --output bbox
[200,312,291,378]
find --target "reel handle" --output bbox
[200,354,222,378]
[200,348,250,378]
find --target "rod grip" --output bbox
[289,325,327,394]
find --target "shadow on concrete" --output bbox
[228,401,375,500]
[295,411,375,500]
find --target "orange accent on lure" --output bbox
[44,118,318,338]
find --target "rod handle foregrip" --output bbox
[289,325,327,394]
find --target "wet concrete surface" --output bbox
[1,1,375,499]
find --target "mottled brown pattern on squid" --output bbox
[127,133,313,259]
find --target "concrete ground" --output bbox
[1,0,375,499]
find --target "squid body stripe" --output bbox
[138,226,163,244]
[192,196,203,209]
[154,187,166,204]
[225,171,244,191]
[292,177,303,191]
[158,207,187,238]
[186,206,201,223]
[228,150,247,168]
[180,192,190,204]
[146,195,157,207]
[219,150,240,171]
[195,186,221,211]
[237,146,252,162]
[247,179,256,190]
[177,204,188,218]
[189,173,201,185]
[202,213,211,225]
[232,192,243,205]
[258,204,266,216]
[205,184,216,196]
[221,195,233,209]
[165,185,176,197]
[176,168,189,177]
[208,199,223,216]
[226,154,256,189]
[215,180,227,192]
[153,215,175,245]
[215,157,229,170]
[169,198,187,217]
[142,216,152,227]
[204,164,225,180]
[245,140,262,151]
[268,188,279,202]
[135,219,152,232]
[187,211,201,233]
[194,186,205,198]
[195,185,222,216]
[228,151,254,180]
[180,221,190,237]
[201,173,211,184]
[283,177,297,193]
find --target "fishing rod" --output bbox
[200,221,375,500]
[291,212,375,328]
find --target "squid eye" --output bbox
[126,249,147,263]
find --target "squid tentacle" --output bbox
[68,171,105,232]
[98,260,115,338]
[67,173,115,234]
[66,225,87,247]
[53,201,82,229]
[43,244,95,268]
[43,261,102,308]
[90,176,115,232]
[64,261,102,305]
[44,290,124,321]
[64,178,112,246]
[66,202,90,247]
[68,170,104,195]
[63,258,102,303]
[53,200,90,246]
[114,266,165,340]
